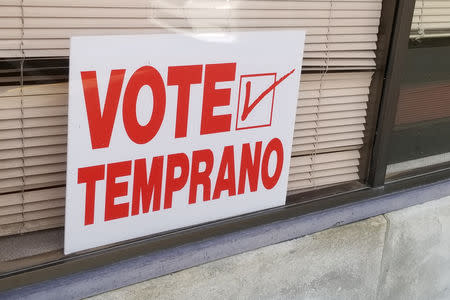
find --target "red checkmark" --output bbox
[241,68,295,121]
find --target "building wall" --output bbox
[91,196,450,300]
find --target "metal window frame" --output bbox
[368,0,450,184]
[367,0,417,186]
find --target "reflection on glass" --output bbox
[386,1,450,178]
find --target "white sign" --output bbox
[65,31,305,254]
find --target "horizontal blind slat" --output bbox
[0,0,381,69]
[411,0,450,38]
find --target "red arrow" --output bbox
[241,68,295,121]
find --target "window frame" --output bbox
[371,0,450,184]
[367,0,416,187]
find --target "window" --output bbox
[386,0,450,178]
[0,0,381,242]
[3,0,445,291]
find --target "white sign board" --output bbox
[65,31,305,254]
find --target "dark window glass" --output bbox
[386,38,450,177]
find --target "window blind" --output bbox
[0,0,380,235]
[0,71,372,235]
[411,0,450,39]
[288,150,360,190]
[0,151,363,237]
[294,72,371,156]
[0,0,381,70]
[0,187,64,236]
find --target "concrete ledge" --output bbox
[91,217,387,300]
[92,194,450,300]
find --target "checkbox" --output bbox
[236,73,276,130]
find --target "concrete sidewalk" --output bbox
[91,196,450,300]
